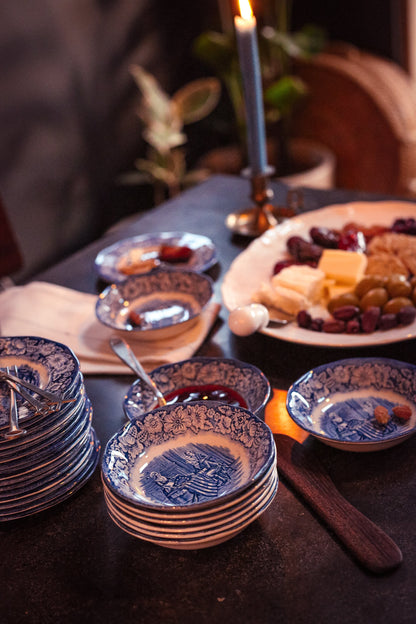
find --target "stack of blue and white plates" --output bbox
[101,401,277,549]
[0,336,100,521]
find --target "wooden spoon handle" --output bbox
[274,434,403,574]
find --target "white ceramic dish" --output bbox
[94,231,217,283]
[96,269,213,339]
[222,201,416,347]
[286,357,416,451]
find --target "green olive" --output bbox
[354,275,387,298]
[359,287,389,310]
[383,297,414,314]
[386,275,412,298]
[327,292,361,314]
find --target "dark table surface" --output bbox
[2,174,416,624]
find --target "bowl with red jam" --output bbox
[95,269,213,340]
[123,357,271,421]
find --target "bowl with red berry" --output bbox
[286,357,416,451]
[94,231,217,283]
[96,268,213,340]
[123,356,271,421]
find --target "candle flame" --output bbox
[238,0,253,20]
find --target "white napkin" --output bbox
[0,281,221,374]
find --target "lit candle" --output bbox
[235,0,268,176]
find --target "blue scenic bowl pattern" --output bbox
[96,269,213,332]
[102,401,275,510]
[94,231,218,283]
[124,357,271,421]
[0,336,80,428]
[287,357,416,447]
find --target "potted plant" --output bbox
[193,1,333,185]
[122,65,221,205]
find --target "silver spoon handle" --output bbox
[0,369,74,406]
[4,367,27,439]
[5,378,54,416]
[110,337,166,407]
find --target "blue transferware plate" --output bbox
[0,337,80,428]
[0,400,93,473]
[94,231,218,283]
[286,357,416,451]
[104,469,278,549]
[0,428,100,521]
[96,269,213,339]
[101,401,275,511]
[124,357,271,421]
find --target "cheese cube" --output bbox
[271,265,325,303]
[317,250,367,285]
[252,282,309,316]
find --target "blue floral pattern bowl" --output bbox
[0,336,80,428]
[94,231,217,283]
[286,357,416,451]
[95,268,213,339]
[124,357,271,421]
[101,401,275,511]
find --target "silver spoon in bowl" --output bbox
[109,337,166,407]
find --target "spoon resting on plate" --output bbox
[228,303,293,336]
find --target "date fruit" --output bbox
[360,307,380,333]
[332,305,360,321]
[322,319,346,333]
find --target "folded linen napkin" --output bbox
[0,281,221,374]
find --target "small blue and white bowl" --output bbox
[101,401,275,512]
[124,357,271,422]
[96,268,213,340]
[286,357,416,452]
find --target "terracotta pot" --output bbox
[197,138,336,189]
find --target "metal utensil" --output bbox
[109,337,167,407]
[0,369,75,408]
[4,366,27,439]
[4,377,55,417]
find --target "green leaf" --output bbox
[172,77,221,124]
[193,31,235,76]
[134,158,177,187]
[264,75,308,117]
[293,24,327,57]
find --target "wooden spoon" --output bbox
[274,433,403,574]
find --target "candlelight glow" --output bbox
[238,0,253,20]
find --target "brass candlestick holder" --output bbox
[225,168,300,237]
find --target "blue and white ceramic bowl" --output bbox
[0,336,81,429]
[94,231,218,283]
[286,357,416,451]
[101,401,275,511]
[124,357,271,422]
[96,269,213,339]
